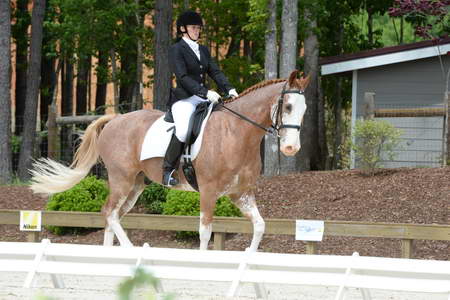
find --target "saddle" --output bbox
[164,101,216,191]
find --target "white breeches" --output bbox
[171,95,208,142]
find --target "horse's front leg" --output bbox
[199,191,217,250]
[233,191,265,251]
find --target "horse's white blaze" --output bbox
[199,212,212,250]
[280,93,306,156]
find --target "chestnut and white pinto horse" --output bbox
[30,70,309,251]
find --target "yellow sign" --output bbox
[20,211,42,231]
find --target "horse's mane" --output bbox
[224,78,286,103]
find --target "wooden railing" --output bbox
[1,209,449,258]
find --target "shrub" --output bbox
[349,119,402,175]
[137,182,169,214]
[162,190,242,238]
[46,176,109,235]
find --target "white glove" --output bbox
[228,89,238,98]
[207,90,221,103]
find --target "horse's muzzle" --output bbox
[281,145,300,156]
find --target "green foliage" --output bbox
[46,176,109,235]
[163,189,242,238]
[118,267,175,300]
[349,119,403,176]
[137,182,169,214]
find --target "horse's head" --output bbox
[271,70,310,156]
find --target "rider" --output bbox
[163,10,238,187]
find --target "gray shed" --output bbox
[321,38,450,168]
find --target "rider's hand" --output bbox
[228,89,239,98]
[207,90,221,103]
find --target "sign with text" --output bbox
[20,211,42,231]
[295,220,324,241]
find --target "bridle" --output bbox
[271,81,304,134]
[219,80,305,138]
[219,81,305,175]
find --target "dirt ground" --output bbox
[0,167,449,260]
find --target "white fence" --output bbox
[1,240,449,300]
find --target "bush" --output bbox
[350,119,402,175]
[137,182,169,214]
[46,176,109,235]
[162,190,242,238]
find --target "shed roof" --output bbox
[320,37,450,75]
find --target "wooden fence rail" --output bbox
[1,209,449,258]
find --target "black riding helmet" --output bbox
[176,10,203,40]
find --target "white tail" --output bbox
[30,114,116,195]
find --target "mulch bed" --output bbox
[1,167,449,260]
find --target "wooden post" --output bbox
[401,239,413,259]
[27,232,39,243]
[305,241,317,254]
[445,91,449,167]
[363,92,375,120]
[47,104,58,159]
[213,232,226,250]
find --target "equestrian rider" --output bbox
[163,10,238,187]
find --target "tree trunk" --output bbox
[14,0,30,135]
[153,0,172,111]
[40,53,54,129]
[119,50,136,112]
[279,0,297,78]
[95,50,107,114]
[0,0,13,184]
[18,0,46,180]
[273,0,298,175]
[264,0,277,81]
[134,0,144,111]
[298,7,320,171]
[76,56,91,115]
[110,49,120,113]
[263,0,278,176]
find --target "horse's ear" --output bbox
[299,74,311,91]
[288,70,299,87]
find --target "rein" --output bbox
[219,103,278,136]
[219,82,305,137]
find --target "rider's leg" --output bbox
[162,100,195,186]
[162,133,185,186]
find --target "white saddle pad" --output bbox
[140,103,214,161]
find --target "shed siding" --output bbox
[354,56,448,167]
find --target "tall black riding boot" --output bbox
[162,134,185,187]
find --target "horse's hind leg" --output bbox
[102,168,138,247]
[231,190,265,251]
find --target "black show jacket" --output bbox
[168,38,234,107]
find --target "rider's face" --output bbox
[184,25,201,40]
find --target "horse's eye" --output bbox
[285,104,292,113]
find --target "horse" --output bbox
[30,70,310,251]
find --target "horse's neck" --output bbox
[227,83,281,128]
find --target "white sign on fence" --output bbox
[295,220,324,241]
[20,211,42,231]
